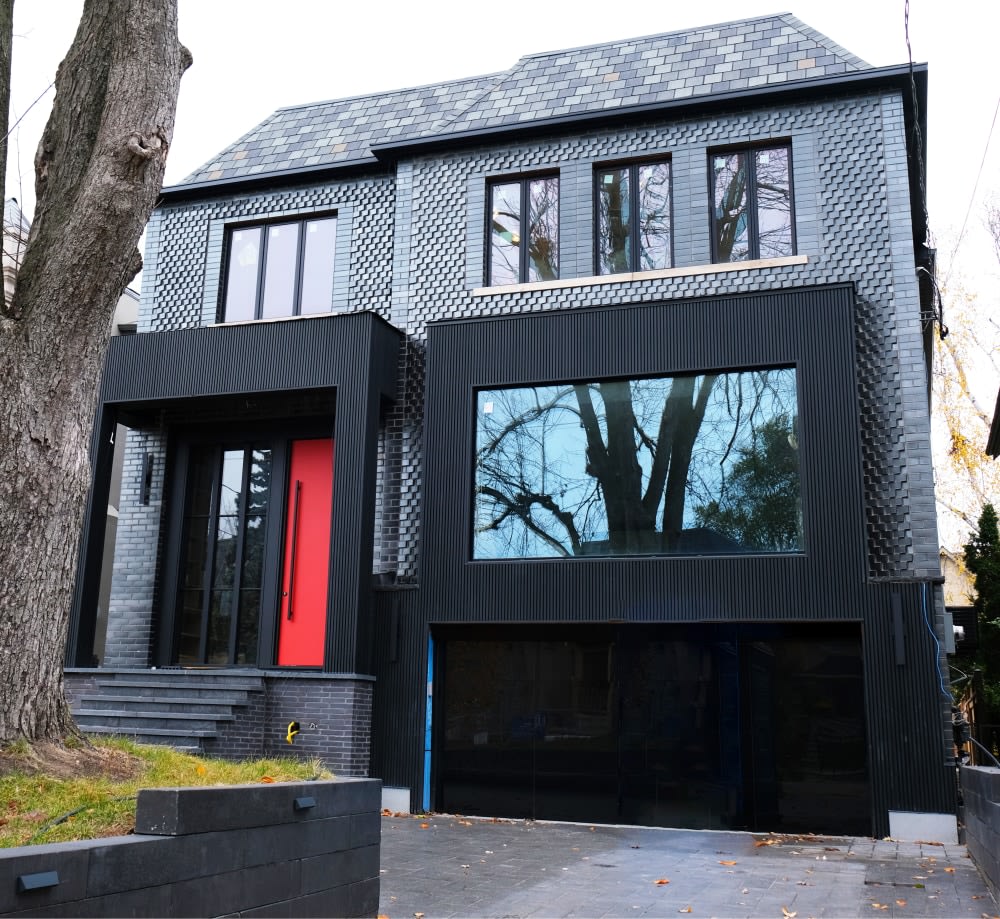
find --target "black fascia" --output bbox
[157,156,386,204]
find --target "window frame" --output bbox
[485,173,560,286]
[593,157,674,276]
[219,213,338,323]
[709,142,796,263]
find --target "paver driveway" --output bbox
[378,814,997,919]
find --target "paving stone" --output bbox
[378,815,997,918]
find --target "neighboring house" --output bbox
[66,14,955,839]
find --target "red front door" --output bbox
[277,438,333,666]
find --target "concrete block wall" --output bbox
[960,765,1000,901]
[0,779,380,918]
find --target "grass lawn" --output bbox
[0,737,331,848]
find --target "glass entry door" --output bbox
[172,435,334,668]
[176,445,273,666]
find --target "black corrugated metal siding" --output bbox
[369,285,955,834]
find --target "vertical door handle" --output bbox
[286,480,301,620]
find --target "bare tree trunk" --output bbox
[0,0,189,743]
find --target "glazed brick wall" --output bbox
[118,88,940,646]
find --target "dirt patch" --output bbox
[0,740,142,781]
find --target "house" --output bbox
[66,14,955,840]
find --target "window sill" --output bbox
[472,254,808,296]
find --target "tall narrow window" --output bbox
[711,145,794,262]
[596,160,672,274]
[222,216,337,321]
[488,176,559,285]
[177,445,273,666]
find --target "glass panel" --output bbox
[218,449,244,518]
[206,589,233,665]
[260,222,300,319]
[177,589,205,664]
[299,217,337,314]
[597,167,631,274]
[713,152,749,261]
[755,147,793,259]
[223,227,262,322]
[236,590,260,665]
[489,182,521,286]
[246,449,272,515]
[637,161,671,270]
[241,515,266,589]
[473,368,801,559]
[527,177,558,282]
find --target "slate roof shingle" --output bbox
[179,12,871,187]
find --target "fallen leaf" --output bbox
[377,915,389,919]
[915,840,944,847]
[414,913,425,919]
[896,900,907,907]
[420,823,430,829]
[196,764,207,776]
[781,908,797,918]
[972,895,984,900]
[871,905,888,911]
[944,867,956,874]
[381,809,392,816]
[912,876,928,880]
[458,819,473,826]
[654,878,670,886]
[678,908,692,914]
[259,776,275,783]
[719,860,737,866]
[914,884,925,889]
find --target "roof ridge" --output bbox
[777,12,870,68]
[508,13,802,64]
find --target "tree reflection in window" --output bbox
[473,368,801,558]
[489,176,559,285]
[712,145,793,262]
[597,160,671,274]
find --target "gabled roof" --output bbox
[173,13,878,191]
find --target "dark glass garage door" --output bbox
[436,623,869,836]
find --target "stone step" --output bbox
[93,685,257,703]
[96,677,263,695]
[80,725,214,753]
[75,710,231,733]
[77,695,240,715]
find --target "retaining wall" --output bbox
[0,778,380,918]
[960,765,1000,901]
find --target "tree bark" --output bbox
[0,0,189,742]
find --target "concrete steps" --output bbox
[70,670,264,754]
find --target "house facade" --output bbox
[67,14,955,838]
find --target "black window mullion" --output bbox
[747,153,761,260]
[629,164,640,272]
[253,228,269,320]
[292,222,307,316]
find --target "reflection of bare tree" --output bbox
[490,178,559,284]
[475,370,799,558]
[597,163,671,274]
[713,148,791,261]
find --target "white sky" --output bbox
[6,1,998,279]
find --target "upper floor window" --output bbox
[596,159,672,274]
[222,216,337,322]
[488,176,559,285]
[711,144,794,262]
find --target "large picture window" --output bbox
[711,145,794,262]
[488,176,559,285]
[473,367,801,559]
[596,160,672,274]
[222,216,337,322]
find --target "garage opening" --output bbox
[435,623,869,836]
